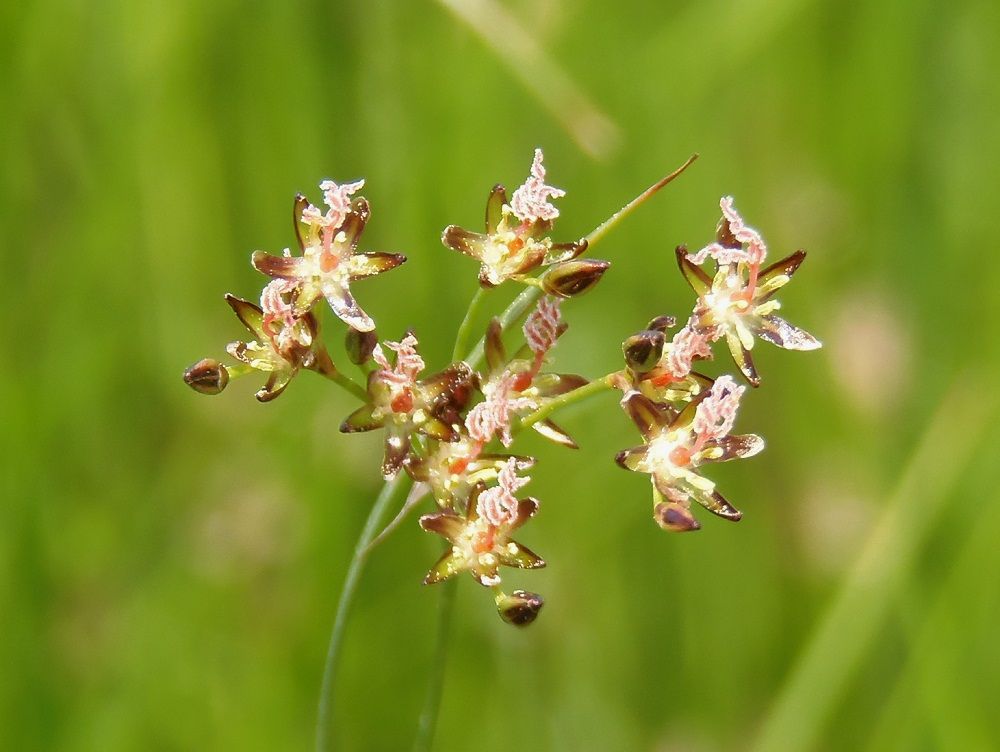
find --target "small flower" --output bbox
[615,377,764,527]
[419,480,545,588]
[223,291,323,402]
[405,438,534,511]
[621,316,713,405]
[340,333,474,478]
[469,313,586,449]
[441,149,587,288]
[677,197,821,386]
[252,183,406,332]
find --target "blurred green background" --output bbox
[4,0,999,749]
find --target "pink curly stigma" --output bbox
[466,371,535,447]
[692,375,745,443]
[476,457,530,527]
[686,242,750,266]
[524,296,563,356]
[510,148,565,223]
[720,196,766,264]
[260,279,297,332]
[665,319,714,379]
[687,196,767,266]
[373,333,425,387]
[301,179,365,230]
[260,279,311,350]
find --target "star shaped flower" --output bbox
[251,180,406,332]
[468,302,588,449]
[621,315,715,405]
[616,376,764,529]
[419,459,545,587]
[405,438,535,511]
[677,196,821,386]
[339,333,474,478]
[441,149,588,287]
[222,281,328,402]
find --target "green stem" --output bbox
[452,287,490,362]
[519,372,619,429]
[315,474,413,752]
[584,153,698,248]
[464,286,543,368]
[314,350,368,401]
[320,156,697,751]
[322,369,368,402]
[412,579,458,752]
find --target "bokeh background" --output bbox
[4,0,999,749]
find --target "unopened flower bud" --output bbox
[541,259,610,298]
[345,327,378,365]
[183,358,229,395]
[496,589,544,627]
[623,330,665,373]
[654,501,700,532]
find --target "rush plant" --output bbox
[184,149,820,747]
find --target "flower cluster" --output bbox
[184,152,820,627]
[441,148,610,296]
[617,196,820,528]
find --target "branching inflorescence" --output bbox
[185,148,820,627]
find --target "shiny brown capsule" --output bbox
[183,358,229,395]
[623,330,665,373]
[496,590,545,627]
[540,259,610,298]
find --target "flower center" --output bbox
[320,249,339,273]
[473,527,496,554]
[643,430,694,476]
[390,389,413,413]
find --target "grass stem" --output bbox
[315,474,413,751]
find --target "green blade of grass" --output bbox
[752,374,997,752]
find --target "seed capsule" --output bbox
[345,327,378,365]
[654,501,700,532]
[623,330,665,373]
[183,358,229,395]
[540,259,610,298]
[496,590,544,627]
